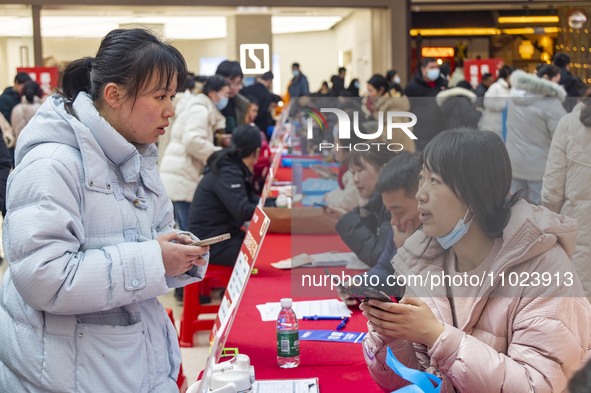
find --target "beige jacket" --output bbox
[364,200,591,392]
[159,93,224,202]
[11,96,43,141]
[363,92,416,153]
[543,103,591,296]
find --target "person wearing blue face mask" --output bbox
[288,62,310,98]
[404,57,447,150]
[361,128,591,393]
[160,75,230,236]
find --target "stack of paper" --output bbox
[270,252,370,270]
[256,299,351,322]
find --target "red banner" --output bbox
[464,59,504,88]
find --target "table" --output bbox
[225,233,384,393]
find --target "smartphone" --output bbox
[190,233,231,247]
[346,286,395,303]
[313,201,329,208]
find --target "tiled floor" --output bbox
[0,257,211,390]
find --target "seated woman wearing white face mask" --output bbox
[361,128,591,393]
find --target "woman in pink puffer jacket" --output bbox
[361,128,591,393]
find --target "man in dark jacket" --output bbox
[553,53,585,112]
[241,71,274,134]
[330,67,347,96]
[335,191,391,267]
[404,57,447,150]
[0,72,32,124]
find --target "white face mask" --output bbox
[436,209,472,249]
[426,69,440,81]
[393,76,401,84]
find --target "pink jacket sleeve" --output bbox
[428,298,590,393]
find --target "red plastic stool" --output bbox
[179,265,233,347]
[166,308,187,391]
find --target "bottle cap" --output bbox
[280,298,292,308]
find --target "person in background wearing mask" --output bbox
[404,57,447,150]
[288,62,310,98]
[347,78,361,97]
[386,69,402,90]
[160,75,229,232]
[215,60,250,134]
[362,129,591,393]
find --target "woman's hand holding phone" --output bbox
[360,297,444,348]
[157,233,209,276]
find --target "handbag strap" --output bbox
[386,347,442,393]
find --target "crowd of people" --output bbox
[0,26,589,392]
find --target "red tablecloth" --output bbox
[225,233,384,393]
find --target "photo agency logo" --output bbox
[301,106,418,152]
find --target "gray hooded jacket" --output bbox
[0,93,207,392]
[506,70,567,181]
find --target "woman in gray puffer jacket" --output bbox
[0,28,210,392]
[505,66,566,205]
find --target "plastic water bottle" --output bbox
[276,298,300,368]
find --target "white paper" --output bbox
[270,254,311,270]
[253,377,319,393]
[256,299,351,322]
[270,252,370,270]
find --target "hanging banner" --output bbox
[463,59,504,88]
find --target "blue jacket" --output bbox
[288,74,310,97]
[0,93,208,392]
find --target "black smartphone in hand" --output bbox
[346,286,396,303]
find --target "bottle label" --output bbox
[277,331,300,357]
